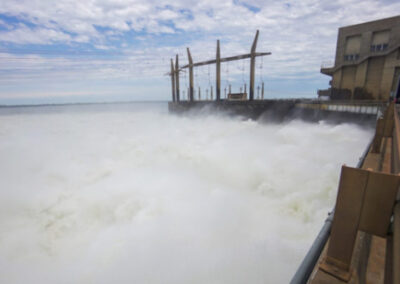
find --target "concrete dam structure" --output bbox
[167,17,400,284]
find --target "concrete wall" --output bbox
[345,35,361,54]
[341,66,357,90]
[355,60,368,87]
[382,50,400,98]
[391,66,400,93]
[365,56,385,99]
[332,69,342,88]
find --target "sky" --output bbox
[0,0,399,105]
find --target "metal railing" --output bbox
[290,137,373,284]
[320,61,334,69]
[394,202,400,284]
[296,100,386,116]
[391,106,400,284]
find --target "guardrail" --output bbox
[320,61,334,69]
[296,100,386,115]
[394,202,400,284]
[391,106,400,284]
[292,103,400,283]
[290,137,373,284]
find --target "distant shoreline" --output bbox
[0,100,168,108]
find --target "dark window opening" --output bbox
[370,43,389,53]
[344,54,359,61]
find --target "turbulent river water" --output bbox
[0,102,373,283]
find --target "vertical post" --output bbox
[211,87,213,100]
[175,54,180,102]
[393,203,400,284]
[261,82,264,100]
[170,59,176,102]
[244,83,247,94]
[216,40,221,101]
[249,30,259,101]
[229,84,231,94]
[186,48,194,102]
[198,87,201,100]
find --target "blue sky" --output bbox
[0,0,399,105]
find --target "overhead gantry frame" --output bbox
[169,30,271,102]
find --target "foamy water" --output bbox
[0,103,372,283]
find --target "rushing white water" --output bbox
[0,103,372,284]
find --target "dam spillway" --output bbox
[168,99,384,126]
[0,102,373,283]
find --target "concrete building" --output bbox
[320,16,400,101]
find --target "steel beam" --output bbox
[216,40,221,101]
[170,59,176,102]
[249,30,259,101]
[180,52,270,69]
[187,48,194,102]
[198,86,201,100]
[169,30,270,103]
[261,82,264,100]
[175,54,180,102]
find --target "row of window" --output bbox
[344,43,390,62]
[370,43,389,52]
[344,54,360,61]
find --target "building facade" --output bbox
[320,16,400,101]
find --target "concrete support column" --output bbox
[175,54,180,102]
[261,82,264,100]
[170,59,176,102]
[249,30,259,101]
[187,48,194,102]
[216,40,221,101]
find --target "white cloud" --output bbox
[0,24,71,44]
[0,0,399,101]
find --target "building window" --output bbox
[344,54,359,61]
[345,35,361,55]
[371,43,389,52]
[370,29,390,53]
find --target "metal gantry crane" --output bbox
[169,30,271,102]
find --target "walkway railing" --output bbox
[296,100,386,115]
[292,102,400,283]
